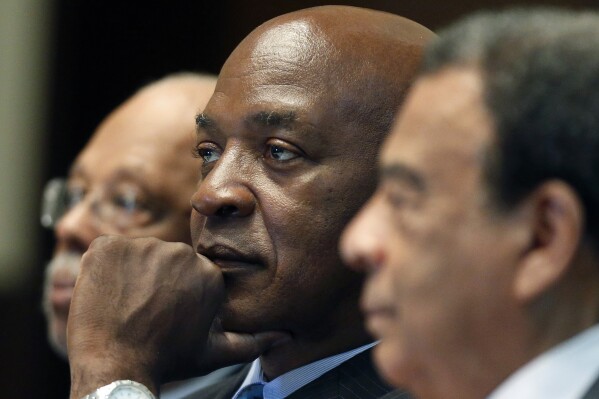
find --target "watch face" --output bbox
[108,385,152,399]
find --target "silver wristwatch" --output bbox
[82,380,156,399]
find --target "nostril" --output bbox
[217,205,238,217]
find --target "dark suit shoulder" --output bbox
[582,374,599,399]
[186,349,414,399]
[286,349,413,399]
[185,364,250,399]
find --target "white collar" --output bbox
[487,324,599,399]
[232,341,377,399]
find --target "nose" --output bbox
[340,193,388,273]
[190,153,256,219]
[54,200,102,253]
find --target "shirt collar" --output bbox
[232,342,377,399]
[487,324,599,399]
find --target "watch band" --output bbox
[81,379,156,399]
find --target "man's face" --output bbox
[190,21,375,344]
[341,68,524,398]
[43,85,204,356]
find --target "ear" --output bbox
[514,180,584,303]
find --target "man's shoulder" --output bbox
[185,349,413,399]
[286,349,412,399]
[181,364,251,399]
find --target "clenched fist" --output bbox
[68,236,288,398]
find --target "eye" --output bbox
[264,139,302,162]
[386,190,406,208]
[383,182,421,210]
[65,186,86,209]
[112,191,147,213]
[193,143,221,164]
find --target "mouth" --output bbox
[362,305,396,338]
[198,244,263,273]
[49,279,76,314]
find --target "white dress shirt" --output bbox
[487,324,599,399]
[232,341,377,399]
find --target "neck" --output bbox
[440,258,599,399]
[259,322,371,380]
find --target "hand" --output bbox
[67,236,289,398]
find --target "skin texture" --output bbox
[67,6,434,398]
[42,74,216,357]
[341,67,599,398]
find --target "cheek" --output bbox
[189,211,206,245]
[264,177,351,253]
[393,235,502,372]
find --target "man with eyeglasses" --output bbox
[41,72,243,398]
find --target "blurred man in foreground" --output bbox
[65,6,434,399]
[342,7,599,399]
[41,73,240,397]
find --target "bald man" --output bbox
[66,7,434,399]
[41,73,242,397]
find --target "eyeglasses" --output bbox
[40,177,159,231]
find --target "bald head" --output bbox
[218,6,434,140]
[82,74,216,216]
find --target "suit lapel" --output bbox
[286,349,413,399]
[188,349,414,399]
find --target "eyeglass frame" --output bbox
[40,177,164,232]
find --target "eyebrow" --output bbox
[196,112,216,131]
[195,110,303,135]
[250,110,297,128]
[380,164,426,192]
[67,163,86,179]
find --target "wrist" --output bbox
[69,352,159,399]
[79,380,156,399]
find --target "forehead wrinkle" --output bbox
[250,19,329,70]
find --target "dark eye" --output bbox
[194,144,221,164]
[383,181,421,210]
[266,144,300,161]
[112,191,144,213]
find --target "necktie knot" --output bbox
[237,382,264,399]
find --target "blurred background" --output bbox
[1,0,597,397]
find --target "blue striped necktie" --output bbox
[237,383,264,399]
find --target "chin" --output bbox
[217,297,273,334]
[218,301,253,331]
[374,340,410,389]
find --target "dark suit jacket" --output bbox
[582,375,599,399]
[186,349,412,399]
